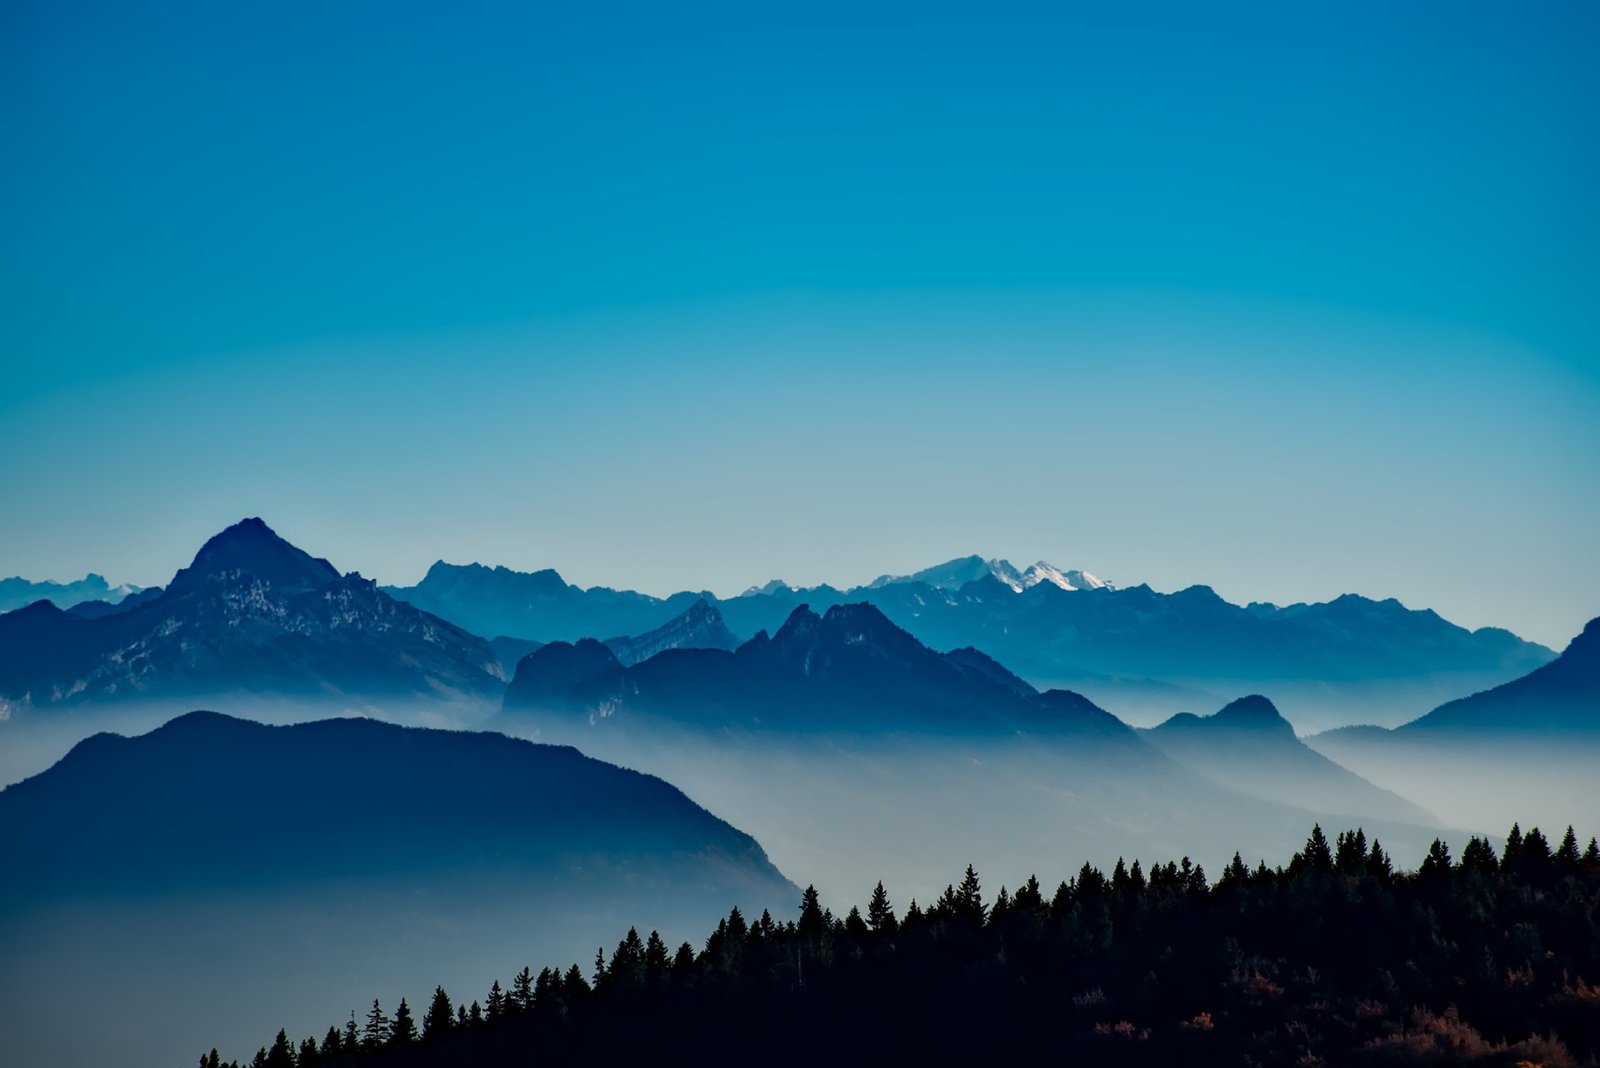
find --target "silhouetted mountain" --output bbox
[604,598,740,666]
[0,519,504,715]
[0,710,792,904]
[393,555,1553,729]
[506,601,1131,738]
[0,572,143,613]
[1142,695,1434,824]
[1398,615,1600,735]
[0,712,796,1068]
[64,584,165,619]
[385,561,710,644]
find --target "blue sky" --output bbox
[2,1,1597,647]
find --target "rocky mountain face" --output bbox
[604,598,740,666]
[0,518,504,716]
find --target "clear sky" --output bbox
[2,1,1597,648]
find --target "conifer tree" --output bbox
[565,963,590,995]
[1522,827,1553,868]
[1303,825,1334,873]
[989,886,1012,926]
[469,1001,483,1025]
[1128,860,1146,893]
[957,863,985,925]
[1504,823,1525,868]
[1366,839,1393,882]
[1556,826,1581,867]
[512,966,535,1015]
[297,1036,319,1068]
[645,930,671,981]
[362,999,389,1049]
[1013,875,1044,912]
[391,997,418,1046]
[485,980,505,1021]
[798,885,826,940]
[1111,857,1131,893]
[1335,829,1368,874]
[344,1013,358,1052]
[1419,838,1452,877]
[423,985,453,1040]
[673,942,697,976]
[1461,836,1499,875]
[867,880,897,932]
[845,905,870,938]
[263,1030,293,1068]
[1585,837,1600,865]
[593,947,608,988]
[320,1026,342,1057]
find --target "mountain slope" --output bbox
[1142,695,1434,824]
[1397,615,1600,735]
[0,518,505,715]
[604,598,740,666]
[0,712,796,1068]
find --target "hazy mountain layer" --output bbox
[1306,616,1600,831]
[1141,695,1435,825]
[499,602,1446,907]
[0,572,143,613]
[393,554,1553,729]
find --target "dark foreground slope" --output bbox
[0,713,794,1068]
[211,824,1600,1068]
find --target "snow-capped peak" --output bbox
[1015,562,1111,592]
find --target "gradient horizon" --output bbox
[3,1,1597,648]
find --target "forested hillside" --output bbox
[204,823,1600,1067]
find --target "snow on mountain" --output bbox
[864,556,1113,594]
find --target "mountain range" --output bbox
[390,554,1554,729]
[502,600,1442,835]
[0,518,504,717]
[0,572,144,613]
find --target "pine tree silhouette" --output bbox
[867,880,897,933]
[390,997,418,1046]
[422,985,454,1040]
[361,999,389,1049]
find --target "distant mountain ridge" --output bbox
[0,519,504,715]
[0,573,144,614]
[392,554,1553,728]
[504,600,1134,739]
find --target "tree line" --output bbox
[202,822,1600,1067]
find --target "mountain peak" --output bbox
[1212,694,1292,730]
[169,518,340,594]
